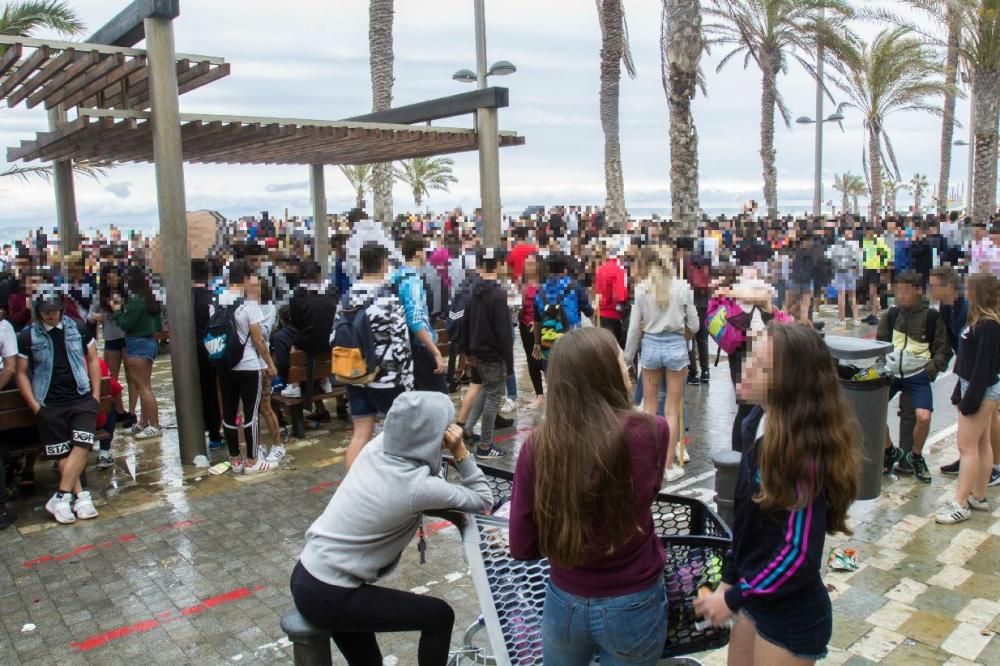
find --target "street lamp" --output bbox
[796,106,846,218]
[452,60,517,84]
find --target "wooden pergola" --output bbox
[0,0,524,464]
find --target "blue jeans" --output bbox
[634,370,666,417]
[542,579,668,665]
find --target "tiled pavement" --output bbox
[2,318,998,664]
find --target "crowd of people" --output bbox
[1,204,1000,664]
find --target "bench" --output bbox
[271,350,348,438]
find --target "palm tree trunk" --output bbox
[972,68,999,225]
[936,9,960,216]
[868,126,883,221]
[355,187,365,211]
[414,189,423,208]
[759,50,779,220]
[841,191,849,215]
[369,0,395,226]
[852,194,859,216]
[598,0,627,233]
[914,188,921,214]
[663,0,702,237]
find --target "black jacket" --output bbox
[192,285,214,350]
[270,324,297,382]
[460,276,514,375]
[290,284,337,353]
[951,318,1000,416]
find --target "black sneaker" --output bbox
[0,507,16,530]
[463,431,481,448]
[687,374,700,386]
[494,414,514,430]
[700,370,710,384]
[908,453,931,483]
[119,412,138,429]
[813,321,826,332]
[989,466,1000,487]
[940,459,960,475]
[895,456,914,475]
[883,445,905,475]
[448,382,460,394]
[475,445,507,459]
[863,315,879,326]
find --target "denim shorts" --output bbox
[640,332,689,372]
[741,586,832,661]
[959,378,1000,404]
[125,335,158,361]
[346,384,404,419]
[888,372,934,412]
[543,579,667,665]
[833,271,857,293]
[104,337,126,352]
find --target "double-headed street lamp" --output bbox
[796,109,846,218]
[451,0,517,249]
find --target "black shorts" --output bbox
[37,396,99,459]
[863,268,882,290]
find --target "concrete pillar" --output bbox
[47,106,79,256]
[712,450,742,531]
[310,164,329,275]
[474,0,501,249]
[144,17,205,464]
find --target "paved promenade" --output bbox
[1,310,997,664]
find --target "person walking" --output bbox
[517,252,545,407]
[695,323,860,665]
[112,267,163,440]
[510,327,669,665]
[685,249,712,385]
[624,246,699,482]
[595,238,629,347]
[937,273,1000,524]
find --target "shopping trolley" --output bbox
[445,462,732,665]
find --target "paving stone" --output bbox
[881,639,951,665]
[897,609,959,647]
[833,586,888,623]
[913,586,974,618]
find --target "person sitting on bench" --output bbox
[15,290,102,525]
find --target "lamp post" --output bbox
[452,0,516,249]
[796,109,845,218]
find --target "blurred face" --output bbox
[928,276,953,303]
[245,274,261,299]
[40,309,62,327]
[737,332,773,405]
[523,254,539,281]
[895,282,919,308]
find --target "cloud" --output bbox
[265,181,310,193]
[103,182,133,199]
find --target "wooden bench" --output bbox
[0,378,114,457]
[271,350,348,438]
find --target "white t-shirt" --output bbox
[0,319,16,359]
[212,290,266,371]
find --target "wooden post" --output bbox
[47,105,79,255]
[145,16,205,464]
[310,164,329,275]
[474,0,501,249]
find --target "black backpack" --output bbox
[203,297,248,371]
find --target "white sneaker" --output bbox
[853,319,861,326]
[501,397,517,416]
[836,319,846,328]
[675,447,691,464]
[231,459,245,474]
[266,445,287,465]
[320,379,333,394]
[45,493,76,524]
[244,458,275,475]
[935,500,971,524]
[127,423,143,435]
[97,452,114,470]
[73,491,99,520]
[134,425,162,440]
[281,384,302,398]
[968,496,990,512]
[664,466,686,483]
[256,445,270,461]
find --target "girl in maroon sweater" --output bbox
[509,327,669,665]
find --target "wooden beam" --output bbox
[24,51,100,108]
[0,45,50,99]
[88,0,179,48]
[177,62,229,96]
[0,44,22,79]
[0,34,224,64]
[345,87,508,125]
[37,52,118,109]
[56,55,145,110]
[6,48,76,107]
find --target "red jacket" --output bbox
[595,259,627,321]
[95,358,124,431]
[7,292,30,330]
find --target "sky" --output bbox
[0,0,965,238]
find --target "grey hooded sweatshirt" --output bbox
[299,391,493,588]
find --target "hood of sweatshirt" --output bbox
[381,391,454,476]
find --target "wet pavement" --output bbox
[1,306,997,665]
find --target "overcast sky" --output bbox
[0,0,963,237]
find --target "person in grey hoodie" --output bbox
[291,391,493,665]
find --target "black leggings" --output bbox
[290,561,455,666]
[219,369,262,459]
[518,322,544,396]
[197,355,222,441]
[688,305,709,374]
[728,348,754,453]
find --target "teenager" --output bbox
[291,391,492,665]
[90,265,131,429]
[595,239,629,347]
[112,267,163,439]
[246,272,285,463]
[938,273,1000,524]
[395,235,447,393]
[16,291,104,525]
[191,259,223,450]
[623,246,699,482]
[517,252,545,406]
[695,323,859,666]
[510,327,669,665]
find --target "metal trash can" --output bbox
[824,336,894,500]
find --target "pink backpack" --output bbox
[705,296,750,355]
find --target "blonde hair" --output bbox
[645,246,675,308]
[967,273,1000,327]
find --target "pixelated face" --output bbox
[928,276,951,302]
[895,282,919,307]
[737,331,773,405]
[40,309,62,327]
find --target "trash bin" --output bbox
[824,336,894,500]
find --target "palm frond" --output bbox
[0,0,85,38]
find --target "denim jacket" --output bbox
[29,317,91,406]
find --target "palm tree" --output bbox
[662,0,704,236]
[703,0,855,219]
[828,27,950,222]
[869,1,1000,224]
[883,172,910,214]
[393,157,458,208]
[337,164,372,211]
[597,1,636,233]
[849,175,867,215]
[1,161,107,182]
[832,172,864,215]
[368,0,394,225]
[909,172,929,212]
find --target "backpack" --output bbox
[539,286,573,359]
[705,296,751,356]
[446,281,470,350]
[203,298,248,371]
[330,289,392,385]
[887,307,939,346]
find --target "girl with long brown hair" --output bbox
[695,323,859,665]
[509,327,669,665]
[937,272,1000,524]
